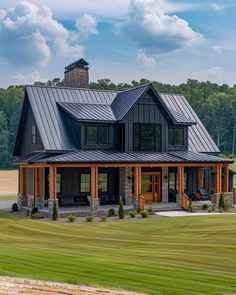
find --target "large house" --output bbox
[14,59,234,213]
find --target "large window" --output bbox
[98,173,108,192]
[198,168,205,189]
[133,123,161,152]
[80,173,91,193]
[168,127,184,146]
[86,125,109,145]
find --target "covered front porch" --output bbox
[18,159,231,215]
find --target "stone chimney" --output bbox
[64,58,89,88]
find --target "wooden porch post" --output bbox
[215,165,222,193]
[49,166,57,199]
[19,166,26,195]
[91,166,98,198]
[223,164,229,193]
[134,166,141,196]
[177,166,184,195]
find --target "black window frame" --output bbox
[133,123,162,152]
[98,173,108,193]
[168,126,185,146]
[85,125,109,145]
[31,124,37,145]
[80,173,91,193]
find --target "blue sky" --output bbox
[0,0,235,87]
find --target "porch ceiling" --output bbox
[15,150,233,165]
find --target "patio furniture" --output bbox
[198,189,210,201]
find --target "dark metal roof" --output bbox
[111,84,149,120]
[24,84,219,154]
[64,58,89,73]
[168,108,196,125]
[25,85,117,151]
[58,102,116,122]
[159,93,220,153]
[26,150,232,164]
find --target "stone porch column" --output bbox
[162,167,168,203]
[119,167,133,205]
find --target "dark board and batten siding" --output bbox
[122,94,168,152]
[18,99,44,156]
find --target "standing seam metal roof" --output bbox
[24,84,219,153]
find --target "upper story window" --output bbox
[133,123,161,152]
[32,125,37,144]
[168,127,184,146]
[86,125,109,145]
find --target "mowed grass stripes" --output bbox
[0,213,236,294]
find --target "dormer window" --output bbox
[32,125,37,144]
[86,125,109,145]
[168,127,184,146]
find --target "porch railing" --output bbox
[181,194,190,210]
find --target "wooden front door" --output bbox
[141,172,161,203]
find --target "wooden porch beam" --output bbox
[19,166,26,195]
[223,164,229,193]
[215,165,222,193]
[177,166,184,195]
[49,166,57,199]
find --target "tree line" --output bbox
[0,78,235,168]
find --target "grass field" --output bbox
[0,212,236,295]
[0,196,16,201]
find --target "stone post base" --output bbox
[48,199,59,218]
[212,193,233,208]
[17,193,28,209]
[133,196,140,211]
[89,197,100,212]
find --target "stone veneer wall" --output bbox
[64,68,89,88]
[119,167,133,205]
[212,192,234,208]
[162,167,169,203]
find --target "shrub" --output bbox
[52,200,58,221]
[67,215,76,222]
[140,210,149,218]
[86,215,94,222]
[188,204,195,212]
[219,193,227,212]
[118,197,125,219]
[129,210,137,218]
[208,207,212,213]
[108,208,115,217]
[212,205,215,211]
[12,203,18,212]
[148,207,155,215]
[31,207,38,215]
[202,204,208,210]
[100,215,107,222]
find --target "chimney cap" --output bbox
[64,58,89,73]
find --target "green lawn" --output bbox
[0,213,236,295]
[0,196,16,201]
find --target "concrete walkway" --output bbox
[156,211,236,217]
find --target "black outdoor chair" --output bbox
[198,189,210,201]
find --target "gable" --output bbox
[13,95,44,156]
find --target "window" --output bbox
[57,173,62,194]
[80,173,91,193]
[86,126,109,145]
[168,172,176,190]
[133,123,161,152]
[168,127,184,146]
[98,173,108,192]
[198,168,205,189]
[32,125,37,144]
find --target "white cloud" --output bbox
[137,50,156,67]
[0,1,84,67]
[0,10,6,21]
[116,0,204,56]
[75,14,98,40]
[210,3,224,11]
[208,66,222,77]
[213,45,222,55]
[13,70,47,84]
